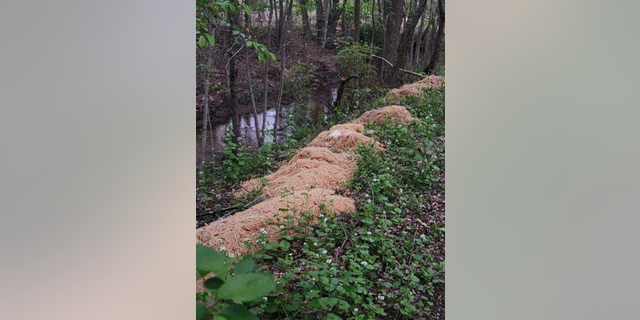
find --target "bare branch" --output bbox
[371,55,427,78]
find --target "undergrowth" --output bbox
[247,89,446,319]
[198,86,445,319]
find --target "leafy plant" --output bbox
[284,62,317,103]
[196,244,276,320]
[217,133,277,186]
[336,43,379,88]
[358,23,384,48]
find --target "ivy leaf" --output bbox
[196,244,230,279]
[220,305,259,320]
[216,273,276,303]
[233,258,260,275]
[324,314,342,320]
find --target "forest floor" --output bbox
[196,26,342,126]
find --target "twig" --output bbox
[225,43,246,71]
[334,221,349,262]
[370,55,427,78]
[197,196,263,219]
[223,39,241,57]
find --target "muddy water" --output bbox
[197,86,338,163]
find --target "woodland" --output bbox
[196,0,445,318]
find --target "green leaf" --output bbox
[196,244,230,279]
[204,277,224,290]
[324,314,342,320]
[205,33,215,47]
[337,299,350,311]
[220,305,259,320]
[279,240,290,251]
[241,4,252,14]
[233,258,260,275]
[196,303,209,320]
[318,297,337,310]
[216,273,276,303]
[198,35,207,48]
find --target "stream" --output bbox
[197,85,338,163]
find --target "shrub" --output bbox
[218,134,277,186]
[358,23,384,48]
[285,62,317,103]
[335,43,379,88]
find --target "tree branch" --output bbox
[371,55,427,78]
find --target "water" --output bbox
[197,85,338,163]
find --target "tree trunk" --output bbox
[267,0,275,48]
[262,58,269,143]
[325,0,346,45]
[389,0,429,86]
[229,61,240,144]
[274,43,286,144]
[321,0,331,45]
[277,0,284,48]
[201,47,213,163]
[409,0,419,68]
[412,9,426,69]
[369,0,375,47]
[381,0,404,85]
[316,0,326,40]
[299,0,312,37]
[274,0,293,143]
[244,11,262,147]
[420,0,436,67]
[333,75,357,111]
[262,5,273,143]
[245,49,261,147]
[354,0,361,42]
[424,0,444,74]
[229,7,241,144]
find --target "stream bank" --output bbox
[197,84,338,163]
